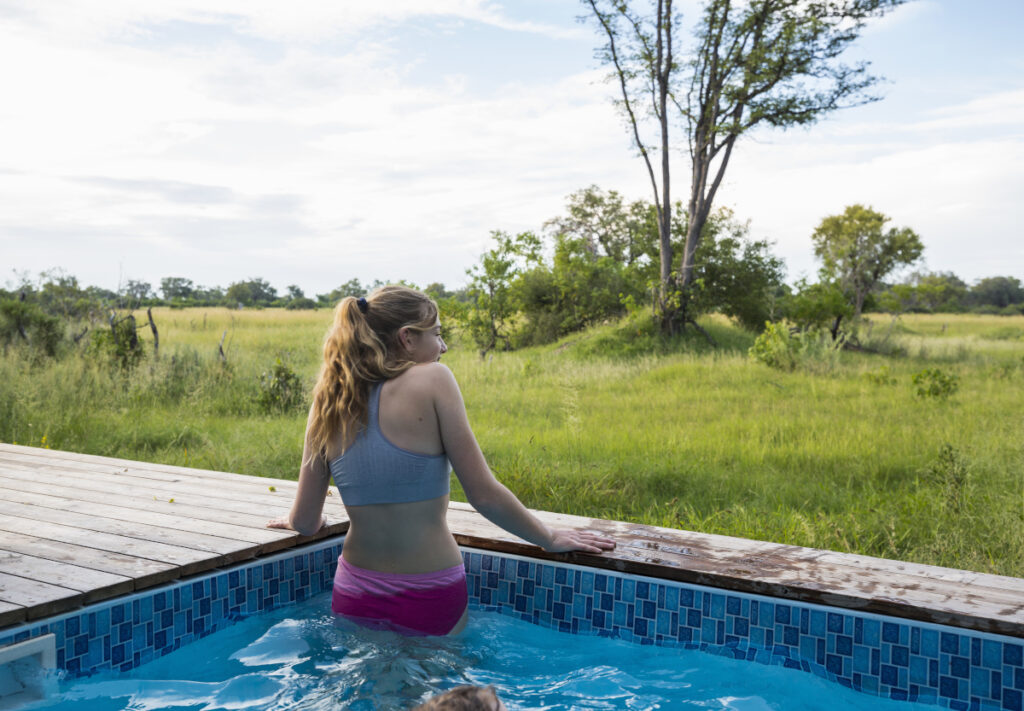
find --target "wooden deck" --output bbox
[0,444,1021,638]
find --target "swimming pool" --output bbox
[1,537,1021,710]
[39,590,941,710]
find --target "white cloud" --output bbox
[0,0,1019,294]
[715,101,1024,282]
[914,88,1024,131]
[1,0,575,44]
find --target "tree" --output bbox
[782,279,853,341]
[968,276,1024,309]
[811,204,923,319]
[193,285,224,305]
[879,271,967,313]
[226,278,277,307]
[583,0,905,332]
[688,209,785,332]
[123,280,153,307]
[317,278,366,306]
[464,231,542,356]
[543,185,656,266]
[515,232,645,345]
[160,277,195,301]
[423,283,452,300]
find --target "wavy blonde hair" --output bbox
[306,285,438,463]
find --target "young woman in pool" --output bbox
[268,285,614,636]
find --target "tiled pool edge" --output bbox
[1,539,1021,711]
[466,550,1023,711]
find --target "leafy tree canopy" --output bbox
[811,204,923,319]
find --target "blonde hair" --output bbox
[307,285,438,462]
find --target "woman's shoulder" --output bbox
[398,362,458,390]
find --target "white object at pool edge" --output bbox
[0,634,56,710]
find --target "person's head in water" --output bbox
[307,285,445,460]
[413,685,506,711]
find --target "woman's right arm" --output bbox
[429,364,614,554]
[267,405,330,536]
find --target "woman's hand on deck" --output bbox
[266,514,328,532]
[543,529,615,554]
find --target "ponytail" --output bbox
[306,285,438,464]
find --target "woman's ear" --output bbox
[398,326,412,352]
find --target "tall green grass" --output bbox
[2,309,1021,577]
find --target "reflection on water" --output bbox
[40,593,933,711]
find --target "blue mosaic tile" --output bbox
[460,553,1022,711]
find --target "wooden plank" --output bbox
[812,549,1024,594]
[444,505,1024,637]
[0,444,302,485]
[0,550,132,602]
[0,468,346,522]
[451,502,1024,598]
[0,453,300,501]
[0,460,316,520]
[0,474,289,527]
[0,486,292,545]
[597,521,1024,604]
[0,447,297,489]
[0,513,222,575]
[0,499,255,557]
[0,571,82,620]
[0,600,25,629]
[0,530,175,588]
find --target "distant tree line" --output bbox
[0,273,468,316]
[1,190,1020,360]
[878,274,1024,316]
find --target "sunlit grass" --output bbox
[1,309,1021,576]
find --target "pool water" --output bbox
[35,592,938,711]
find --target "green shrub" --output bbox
[748,322,842,372]
[911,367,959,400]
[927,444,971,512]
[256,358,304,413]
[0,299,64,357]
[89,314,144,369]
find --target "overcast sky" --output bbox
[1,0,1021,297]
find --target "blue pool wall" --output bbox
[0,538,1020,711]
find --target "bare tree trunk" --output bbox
[126,315,138,350]
[587,0,673,314]
[829,315,843,342]
[657,0,673,323]
[147,307,159,360]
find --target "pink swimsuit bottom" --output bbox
[331,556,468,636]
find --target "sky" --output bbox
[1,0,1021,297]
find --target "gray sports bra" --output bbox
[328,382,451,506]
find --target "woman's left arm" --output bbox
[267,406,331,535]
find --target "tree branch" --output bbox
[586,0,663,217]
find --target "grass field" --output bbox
[2,308,1022,577]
